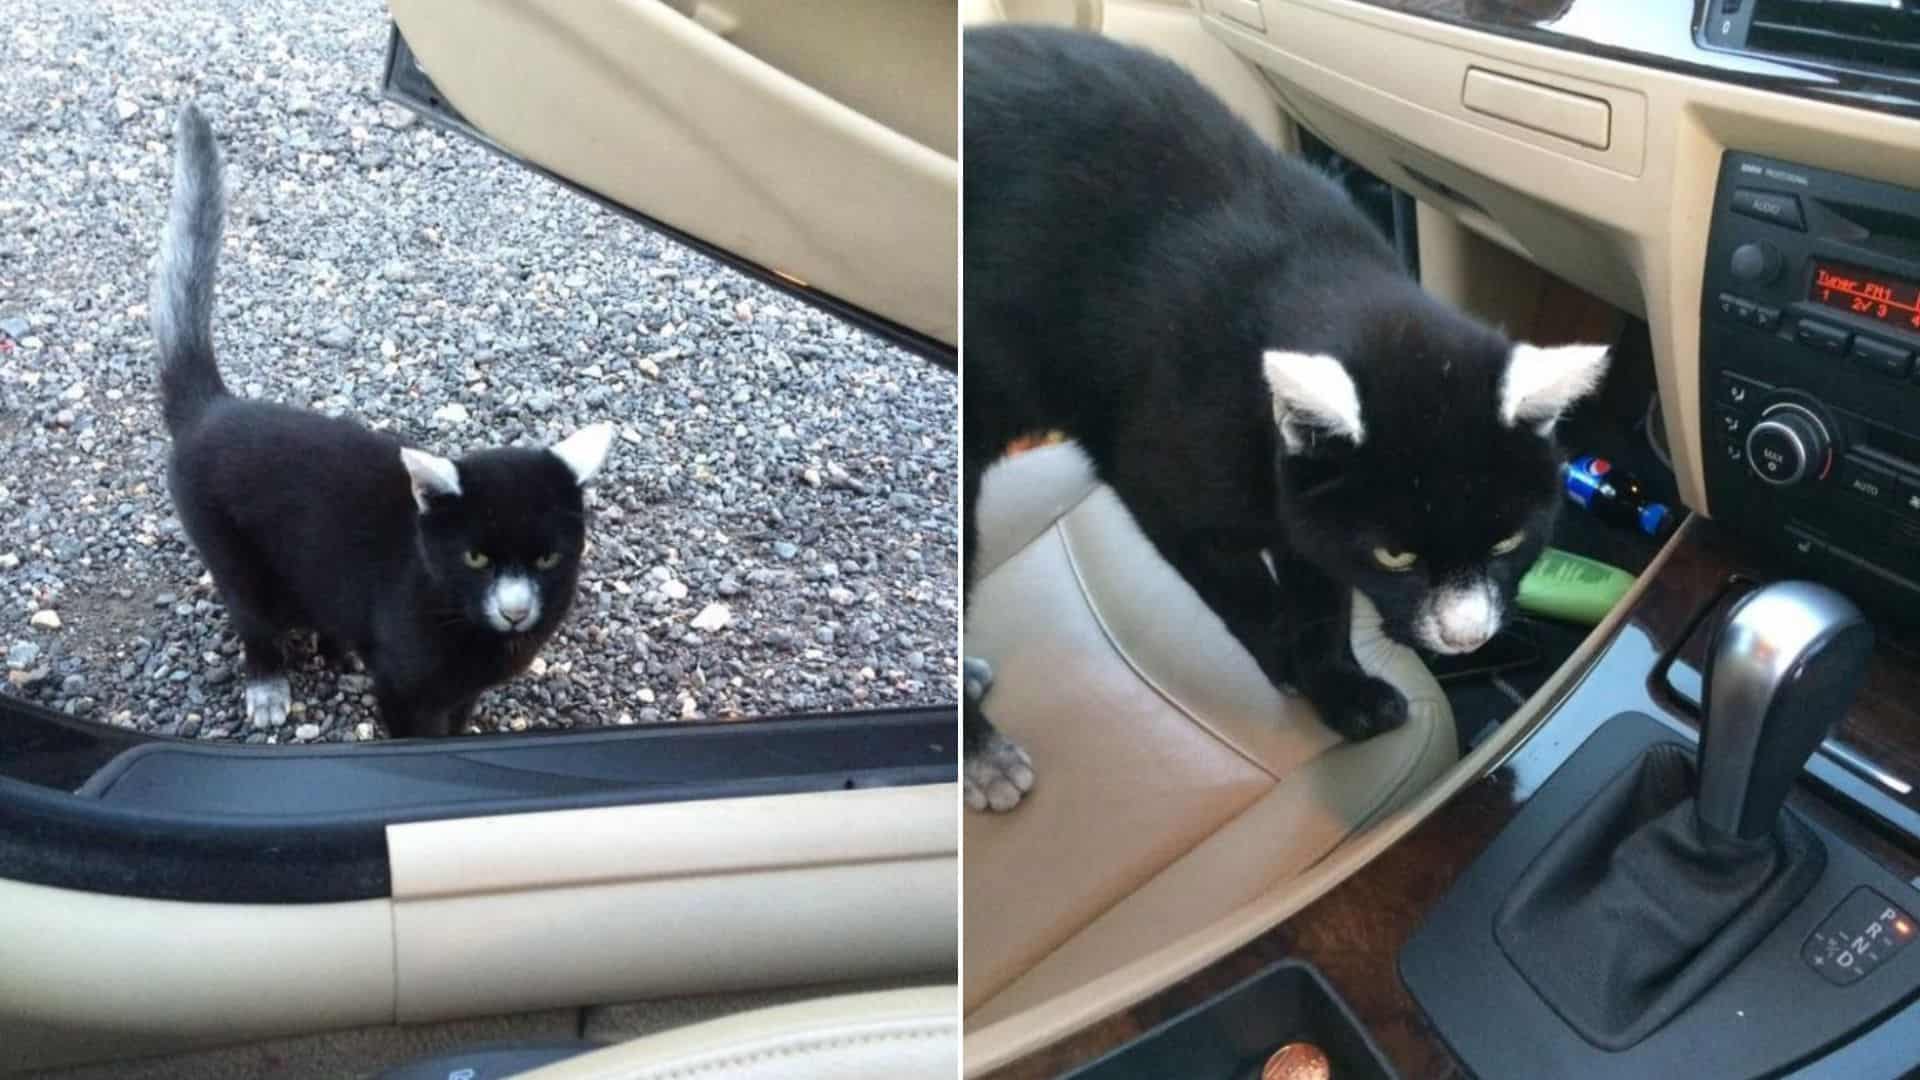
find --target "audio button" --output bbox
[1731,188,1806,231]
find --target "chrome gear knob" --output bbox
[1696,580,1873,842]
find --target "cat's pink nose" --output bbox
[499,599,532,624]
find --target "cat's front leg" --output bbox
[448,695,480,734]
[371,673,453,739]
[963,658,1034,812]
[1276,557,1407,742]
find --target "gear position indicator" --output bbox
[1802,887,1917,987]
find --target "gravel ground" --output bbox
[0,1,958,743]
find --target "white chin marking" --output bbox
[1417,579,1501,655]
[485,574,541,633]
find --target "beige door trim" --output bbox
[390,0,958,345]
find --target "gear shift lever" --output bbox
[1493,579,1875,1050]
[1697,581,1873,842]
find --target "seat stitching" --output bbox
[614,1025,952,1079]
[974,465,1103,579]
[1056,511,1291,780]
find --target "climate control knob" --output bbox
[1731,241,1784,285]
[1745,405,1831,487]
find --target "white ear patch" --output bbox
[551,422,615,486]
[399,447,461,512]
[1500,343,1610,436]
[1261,351,1365,454]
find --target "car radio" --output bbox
[1701,152,1920,617]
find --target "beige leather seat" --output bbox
[518,986,957,1079]
[964,444,1456,1026]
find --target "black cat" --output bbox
[152,104,613,738]
[962,28,1609,810]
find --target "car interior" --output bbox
[962,1,1920,1077]
[0,2,958,1077]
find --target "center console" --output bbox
[981,520,1920,1080]
[1402,582,1918,1078]
[1701,152,1920,614]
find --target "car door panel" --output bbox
[0,785,955,1074]
[0,882,395,1072]
[388,0,957,350]
[0,691,955,1074]
[388,785,957,1022]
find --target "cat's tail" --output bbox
[151,103,231,437]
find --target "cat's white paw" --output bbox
[963,656,994,702]
[244,676,291,731]
[965,732,1035,813]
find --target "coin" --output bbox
[1261,1041,1331,1080]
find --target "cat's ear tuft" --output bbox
[1261,350,1365,454]
[399,447,461,513]
[1500,343,1610,436]
[551,422,615,486]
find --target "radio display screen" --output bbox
[1811,261,1920,333]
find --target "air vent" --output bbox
[1746,0,1920,77]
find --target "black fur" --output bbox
[152,105,599,738]
[963,29,1597,787]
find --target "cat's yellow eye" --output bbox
[1490,530,1528,556]
[535,552,562,570]
[463,550,491,570]
[1372,547,1419,572]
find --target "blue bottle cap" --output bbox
[1639,502,1670,537]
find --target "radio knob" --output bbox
[1731,241,1784,285]
[1745,406,1831,487]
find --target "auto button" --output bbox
[1837,457,1897,509]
